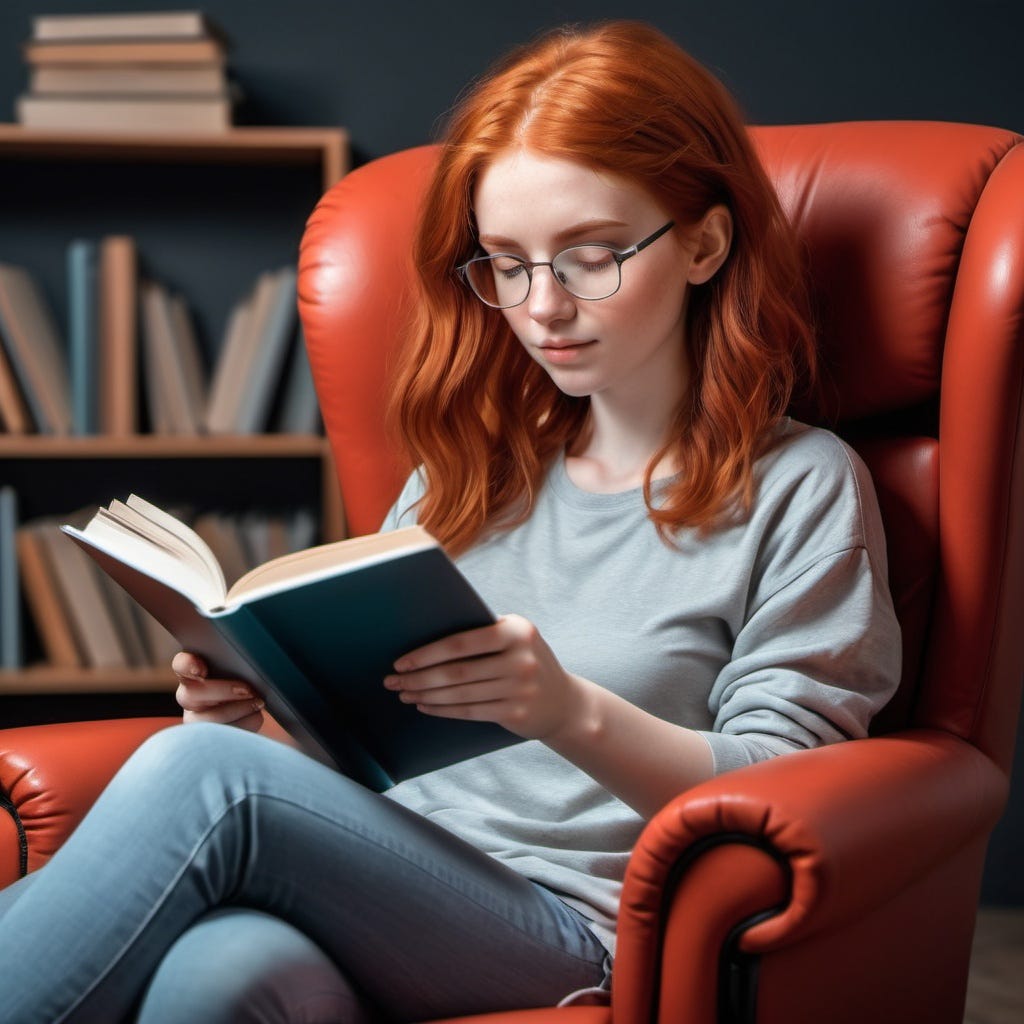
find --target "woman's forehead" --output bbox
[473,150,662,232]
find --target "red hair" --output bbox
[390,21,816,554]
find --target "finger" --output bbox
[175,676,259,710]
[398,678,514,707]
[413,699,509,722]
[385,653,506,693]
[182,698,265,727]
[171,651,208,679]
[393,621,509,672]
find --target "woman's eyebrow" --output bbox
[478,219,630,249]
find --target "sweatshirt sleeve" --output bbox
[698,544,902,774]
[696,430,902,776]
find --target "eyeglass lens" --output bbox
[465,245,621,307]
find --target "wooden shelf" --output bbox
[0,124,350,700]
[0,434,330,459]
[0,124,350,192]
[0,666,176,695]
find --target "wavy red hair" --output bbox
[389,21,816,554]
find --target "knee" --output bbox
[115,723,265,794]
[135,909,369,1024]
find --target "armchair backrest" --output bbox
[297,123,1024,773]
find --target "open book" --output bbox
[62,495,517,789]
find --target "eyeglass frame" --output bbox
[456,220,676,309]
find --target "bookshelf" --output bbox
[0,125,349,704]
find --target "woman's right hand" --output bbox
[172,652,266,732]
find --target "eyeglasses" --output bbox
[457,221,675,309]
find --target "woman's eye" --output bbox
[492,256,527,279]
[568,248,616,272]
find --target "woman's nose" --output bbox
[527,265,576,324]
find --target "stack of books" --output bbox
[16,10,236,133]
[0,250,321,438]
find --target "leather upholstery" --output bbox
[1,122,1022,1023]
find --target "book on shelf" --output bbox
[16,523,83,667]
[0,263,72,435]
[273,325,323,435]
[168,291,208,425]
[0,487,21,670]
[37,521,131,669]
[31,10,226,44]
[23,39,225,67]
[0,330,31,435]
[68,239,100,435]
[140,280,206,435]
[62,495,517,789]
[233,267,298,434]
[206,270,282,433]
[30,63,227,97]
[99,236,138,436]
[16,94,232,134]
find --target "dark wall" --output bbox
[1,0,1022,160]
[0,0,1022,903]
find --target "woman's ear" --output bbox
[686,205,733,285]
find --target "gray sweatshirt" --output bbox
[380,417,901,952]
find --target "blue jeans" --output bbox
[0,724,610,1023]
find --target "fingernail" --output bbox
[393,658,411,672]
[383,676,399,690]
[189,661,206,678]
[233,685,253,697]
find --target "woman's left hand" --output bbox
[384,615,581,740]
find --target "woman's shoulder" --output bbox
[752,417,877,540]
[760,417,868,487]
[380,467,428,531]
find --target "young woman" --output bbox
[0,21,900,1024]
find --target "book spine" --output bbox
[32,11,209,42]
[234,268,298,433]
[40,526,129,668]
[68,239,99,435]
[0,487,21,669]
[274,325,322,435]
[16,524,81,667]
[99,236,138,436]
[0,264,72,436]
[0,331,32,434]
[23,39,225,66]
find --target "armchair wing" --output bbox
[1,120,1022,1024]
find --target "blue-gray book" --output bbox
[68,239,99,435]
[0,486,21,669]
[62,495,516,790]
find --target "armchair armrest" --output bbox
[613,728,1007,1023]
[0,717,177,886]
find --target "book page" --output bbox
[227,525,434,604]
[62,515,222,611]
[124,494,226,595]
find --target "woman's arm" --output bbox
[386,614,714,819]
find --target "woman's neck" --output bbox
[565,394,682,493]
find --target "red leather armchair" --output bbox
[3,121,1024,1024]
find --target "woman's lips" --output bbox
[538,339,597,364]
